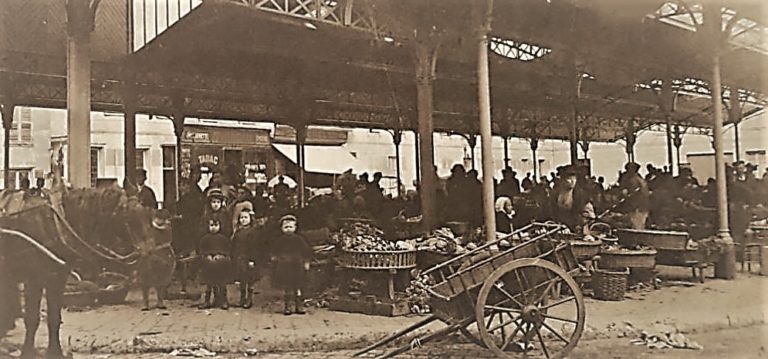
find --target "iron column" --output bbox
[477,0,496,242]
[415,43,439,230]
[65,0,98,188]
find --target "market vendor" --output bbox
[494,196,516,235]
[617,162,650,230]
[548,166,594,232]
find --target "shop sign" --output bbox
[184,131,211,143]
[198,154,219,165]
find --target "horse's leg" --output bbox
[141,286,150,311]
[45,277,66,358]
[156,286,167,310]
[0,270,19,336]
[179,262,188,294]
[21,280,43,358]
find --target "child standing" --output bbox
[198,218,232,310]
[203,188,232,237]
[231,209,267,309]
[137,209,176,311]
[270,215,312,315]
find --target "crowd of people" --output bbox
[19,158,762,314]
[163,160,768,303]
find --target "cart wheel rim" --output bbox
[474,258,586,359]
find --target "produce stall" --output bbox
[616,229,721,283]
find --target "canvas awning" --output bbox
[272,144,359,175]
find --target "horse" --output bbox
[0,187,156,358]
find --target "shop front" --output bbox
[166,124,274,202]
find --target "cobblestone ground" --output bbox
[1,268,766,357]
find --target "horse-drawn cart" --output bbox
[354,222,585,358]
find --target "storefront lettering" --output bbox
[184,131,211,143]
[198,154,219,165]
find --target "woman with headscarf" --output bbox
[495,196,516,235]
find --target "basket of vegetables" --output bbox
[338,249,418,270]
[334,221,418,270]
[569,238,603,261]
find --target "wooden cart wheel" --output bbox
[474,258,585,359]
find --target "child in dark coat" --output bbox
[270,214,312,315]
[230,209,267,309]
[198,218,232,310]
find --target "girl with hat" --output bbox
[203,187,232,237]
[269,214,312,315]
[230,208,268,309]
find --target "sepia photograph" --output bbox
[0,0,766,358]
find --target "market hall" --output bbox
[0,0,767,358]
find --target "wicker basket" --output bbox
[569,240,602,261]
[96,285,129,305]
[593,269,628,301]
[338,249,417,270]
[598,249,657,269]
[63,291,97,307]
[616,229,689,250]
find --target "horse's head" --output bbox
[114,195,161,253]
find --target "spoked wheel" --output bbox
[474,258,585,358]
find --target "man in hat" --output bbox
[549,165,594,232]
[617,162,650,230]
[136,169,158,209]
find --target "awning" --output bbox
[272,144,359,175]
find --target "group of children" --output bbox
[196,188,313,315]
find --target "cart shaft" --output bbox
[353,315,438,357]
[376,321,469,359]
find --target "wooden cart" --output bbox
[354,223,585,359]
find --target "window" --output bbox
[136,149,147,170]
[9,108,32,146]
[162,146,176,169]
[90,147,100,187]
[387,156,397,171]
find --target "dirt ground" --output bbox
[44,323,768,358]
[1,267,766,357]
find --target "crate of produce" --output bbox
[338,249,417,270]
[598,248,657,269]
[616,229,689,250]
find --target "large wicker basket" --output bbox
[569,240,602,261]
[598,249,657,269]
[616,229,689,250]
[593,269,628,301]
[338,249,417,270]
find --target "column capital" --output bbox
[391,129,402,146]
[1,103,15,130]
[65,0,99,38]
[172,112,185,138]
